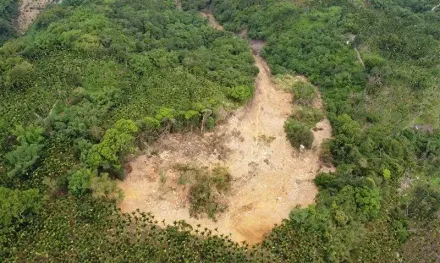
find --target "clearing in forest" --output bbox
[118,11,334,245]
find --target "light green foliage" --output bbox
[0,187,40,227]
[155,108,175,123]
[5,61,35,89]
[68,168,95,196]
[136,116,161,133]
[383,168,391,180]
[293,106,324,127]
[333,114,362,140]
[355,179,382,220]
[184,110,199,121]
[86,119,138,171]
[229,85,253,102]
[11,124,45,145]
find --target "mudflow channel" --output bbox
[118,11,334,245]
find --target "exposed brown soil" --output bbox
[200,12,224,31]
[176,0,182,11]
[17,0,54,34]
[118,11,334,245]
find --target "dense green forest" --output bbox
[1,0,439,261]
[0,0,19,44]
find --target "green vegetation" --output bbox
[0,0,19,44]
[282,78,323,150]
[1,0,439,261]
[292,81,317,106]
[182,0,440,261]
[228,85,253,102]
[176,165,231,220]
[284,119,314,149]
[0,0,257,260]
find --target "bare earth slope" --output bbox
[118,11,333,245]
[17,0,54,34]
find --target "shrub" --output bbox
[0,187,40,227]
[68,168,95,196]
[6,61,35,89]
[320,139,334,165]
[293,106,324,127]
[284,119,314,149]
[229,85,253,102]
[5,143,42,178]
[211,166,232,192]
[292,81,317,106]
[86,119,138,173]
[181,166,231,220]
[355,179,381,220]
[90,173,121,200]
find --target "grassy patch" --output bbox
[292,81,317,106]
[175,164,231,220]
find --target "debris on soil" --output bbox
[118,11,335,246]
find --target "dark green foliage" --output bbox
[0,0,19,44]
[4,197,278,262]
[5,142,44,179]
[284,119,314,149]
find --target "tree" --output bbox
[5,142,44,179]
[68,168,95,197]
[86,119,138,173]
[355,178,382,220]
[284,119,314,149]
[0,187,40,227]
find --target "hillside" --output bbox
[1,0,439,262]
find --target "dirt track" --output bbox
[118,12,334,245]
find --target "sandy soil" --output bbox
[118,12,334,245]
[17,0,54,34]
